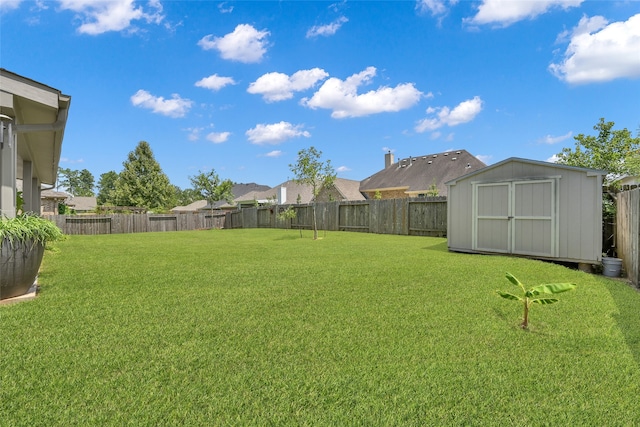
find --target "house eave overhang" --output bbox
[0,68,71,186]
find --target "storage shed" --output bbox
[446,158,606,264]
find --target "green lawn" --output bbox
[2,229,639,426]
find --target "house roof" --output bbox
[445,157,607,186]
[171,200,208,213]
[331,178,366,201]
[41,189,70,201]
[360,149,486,197]
[66,196,97,211]
[191,182,270,211]
[226,177,365,207]
[1,68,71,185]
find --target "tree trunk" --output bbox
[312,203,318,240]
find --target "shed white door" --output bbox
[473,180,557,257]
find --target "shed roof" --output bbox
[360,149,485,197]
[446,157,607,186]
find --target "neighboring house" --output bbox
[0,68,71,217]
[360,150,486,199]
[614,175,640,190]
[66,196,97,213]
[40,190,70,215]
[173,183,270,213]
[447,157,606,264]
[171,200,208,214]
[225,178,365,209]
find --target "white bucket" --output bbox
[602,257,622,278]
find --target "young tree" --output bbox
[289,146,336,240]
[96,171,118,205]
[112,141,176,211]
[555,118,640,185]
[189,169,234,218]
[57,167,95,196]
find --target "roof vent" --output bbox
[452,157,457,161]
[456,151,461,154]
[428,161,432,164]
[444,152,449,156]
[466,163,471,168]
[433,154,437,158]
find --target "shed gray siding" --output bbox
[447,158,604,264]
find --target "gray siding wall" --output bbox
[447,159,603,263]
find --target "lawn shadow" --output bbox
[421,241,449,252]
[606,280,640,367]
[273,233,303,241]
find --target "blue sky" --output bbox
[2,0,639,190]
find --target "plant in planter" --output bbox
[1,213,64,300]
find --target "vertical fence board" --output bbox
[617,189,640,287]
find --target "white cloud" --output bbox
[218,2,233,14]
[466,0,582,27]
[336,166,351,172]
[547,154,561,163]
[301,67,423,118]
[549,14,640,84]
[415,0,458,17]
[306,16,348,38]
[265,150,283,158]
[195,74,236,91]
[248,68,328,102]
[130,89,192,118]
[198,24,269,63]
[538,131,573,144]
[245,121,311,145]
[58,0,165,35]
[476,154,492,164]
[415,96,483,132]
[206,132,231,144]
[0,0,22,13]
[185,127,203,141]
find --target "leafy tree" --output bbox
[57,167,95,196]
[555,118,640,185]
[174,186,201,206]
[289,146,336,240]
[96,171,118,205]
[189,169,234,217]
[112,141,176,211]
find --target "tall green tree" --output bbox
[173,186,202,207]
[113,141,176,211]
[555,118,640,185]
[189,170,234,217]
[289,146,336,240]
[96,171,118,205]
[57,167,95,196]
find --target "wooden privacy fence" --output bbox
[43,213,226,235]
[44,198,448,237]
[228,198,447,237]
[617,188,640,287]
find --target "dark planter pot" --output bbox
[0,239,45,300]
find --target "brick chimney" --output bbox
[385,151,394,168]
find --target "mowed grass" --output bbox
[1,229,639,426]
